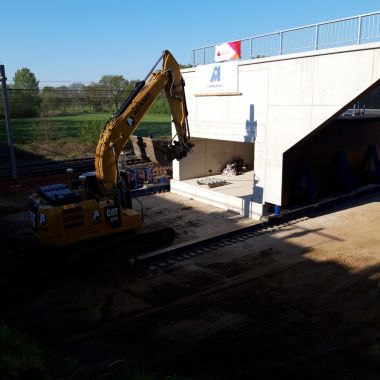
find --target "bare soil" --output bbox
[1,186,380,379]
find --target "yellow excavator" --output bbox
[28,50,193,246]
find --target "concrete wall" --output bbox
[173,137,254,180]
[175,42,380,214]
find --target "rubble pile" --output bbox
[222,158,244,176]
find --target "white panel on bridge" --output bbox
[172,42,380,220]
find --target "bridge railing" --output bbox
[191,11,380,66]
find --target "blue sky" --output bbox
[2,0,379,86]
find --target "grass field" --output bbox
[0,323,188,379]
[0,113,171,165]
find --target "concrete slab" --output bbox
[171,171,263,219]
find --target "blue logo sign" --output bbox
[210,65,221,82]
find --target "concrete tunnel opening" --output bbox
[282,82,380,207]
[171,137,256,218]
[174,137,254,179]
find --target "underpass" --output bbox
[172,11,380,219]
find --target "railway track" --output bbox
[130,184,380,272]
[0,158,95,179]
[0,156,151,179]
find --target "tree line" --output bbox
[1,67,176,118]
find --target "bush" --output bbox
[0,324,78,380]
[0,324,49,380]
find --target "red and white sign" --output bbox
[215,41,241,62]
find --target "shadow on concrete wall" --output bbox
[245,104,257,143]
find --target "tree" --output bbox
[10,68,40,117]
[99,75,128,111]
[68,82,86,112]
[84,83,104,112]
[40,86,56,116]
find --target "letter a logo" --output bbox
[210,65,221,82]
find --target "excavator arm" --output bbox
[95,50,192,194]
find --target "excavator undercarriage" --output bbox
[28,138,177,247]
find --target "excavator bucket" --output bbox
[130,135,171,166]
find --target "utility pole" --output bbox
[0,64,18,185]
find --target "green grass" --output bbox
[0,324,190,380]
[119,369,191,380]
[0,112,171,164]
[0,113,171,143]
[0,324,79,380]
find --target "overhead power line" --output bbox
[7,88,166,96]
[9,88,134,93]
[0,99,139,104]
[8,80,115,84]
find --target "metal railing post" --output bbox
[202,48,205,65]
[314,24,319,50]
[0,65,18,185]
[279,31,283,55]
[357,15,362,44]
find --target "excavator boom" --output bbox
[95,50,192,194]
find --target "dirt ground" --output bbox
[1,186,380,379]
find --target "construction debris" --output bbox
[222,158,245,176]
[197,177,227,188]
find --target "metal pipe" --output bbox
[357,15,363,44]
[0,65,18,185]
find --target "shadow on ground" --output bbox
[0,195,380,379]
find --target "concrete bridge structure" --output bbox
[171,39,380,219]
